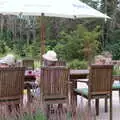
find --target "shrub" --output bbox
[0,97,96,120]
[113,65,120,75]
[21,108,47,120]
[68,59,88,69]
[0,100,46,120]
[54,24,100,62]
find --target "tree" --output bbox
[55,24,100,63]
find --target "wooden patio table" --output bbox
[69,69,120,106]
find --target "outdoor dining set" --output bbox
[0,59,120,120]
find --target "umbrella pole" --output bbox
[40,13,45,65]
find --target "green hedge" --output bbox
[113,65,120,75]
[68,59,88,69]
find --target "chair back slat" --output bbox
[22,59,34,70]
[0,67,25,101]
[55,61,66,66]
[89,64,113,95]
[40,66,69,100]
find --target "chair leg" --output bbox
[67,102,72,116]
[88,99,92,118]
[44,103,51,120]
[71,81,77,107]
[27,87,32,103]
[110,94,112,120]
[7,105,12,113]
[15,104,20,113]
[58,104,63,113]
[58,104,63,109]
[119,89,120,102]
[95,99,99,116]
[45,104,50,119]
[105,97,108,112]
[72,92,77,115]
[88,99,91,111]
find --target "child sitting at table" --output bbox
[32,50,58,97]
[35,50,58,85]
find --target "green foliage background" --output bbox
[0,0,119,68]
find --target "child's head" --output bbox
[95,55,106,65]
[101,51,112,64]
[3,54,16,66]
[0,60,9,68]
[42,50,58,66]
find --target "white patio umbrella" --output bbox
[0,0,110,18]
[0,0,110,63]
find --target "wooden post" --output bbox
[40,13,45,65]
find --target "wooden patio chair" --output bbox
[22,59,34,70]
[40,66,70,117]
[55,61,66,66]
[112,61,120,101]
[0,67,25,112]
[74,64,113,119]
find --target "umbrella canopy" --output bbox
[0,0,110,64]
[0,0,110,19]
